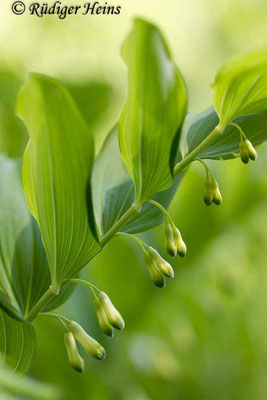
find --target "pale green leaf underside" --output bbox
[0,309,36,375]
[92,126,183,235]
[212,50,267,124]
[119,18,187,202]
[0,158,76,319]
[0,158,51,319]
[17,74,100,288]
[179,107,267,160]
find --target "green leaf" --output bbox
[64,80,114,129]
[0,158,50,319]
[0,309,36,375]
[0,157,75,319]
[212,50,267,125]
[0,69,27,158]
[92,126,184,235]
[118,18,187,203]
[17,74,100,290]
[179,107,267,160]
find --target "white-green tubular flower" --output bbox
[204,177,222,206]
[68,321,106,360]
[239,141,250,164]
[165,223,177,257]
[143,252,166,288]
[98,292,125,330]
[173,227,187,258]
[64,332,85,373]
[245,139,257,161]
[94,297,114,337]
[147,247,174,278]
[203,178,213,206]
[210,179,222,206]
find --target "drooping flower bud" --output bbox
[98,292,125,330]
[173,227,187,257]
[64,332,85,373]
[164,223,177,257]
[210,179,222,206]
[94,297,114,337]
[147,247,174,278]
[203,178,213,206]
[245,139,257,161]
[239,141,249,164]
[143,252,166,288]
[68,321,106,360]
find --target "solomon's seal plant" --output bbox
[1,17,267,375]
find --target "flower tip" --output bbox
[245,140,257,161]
[96,347,106,360]
[166,246,177,257]
[177,246,187,258]
[154,275,166,288]
[173,228,187,258]
[163,262,174,278]
[144,252,166,288]
[113,316,125,330]
[98,292,125,330]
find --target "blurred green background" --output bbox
[1,0,267,398]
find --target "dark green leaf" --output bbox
[179,107,267,160]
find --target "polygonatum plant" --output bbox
[1,17,267,375]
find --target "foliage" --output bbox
[0,17,267,399]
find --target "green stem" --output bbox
[196,158,215,180]
[26,286,56,323]
[68,278,100,294]
[174,124,225,175]
[230,122,246,141]
[117,232,148,252]
[148,200,174,226]
[39,312,70,330]
[100,202,141,247]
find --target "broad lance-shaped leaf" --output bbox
[212,50,267,126]
[119,18,187,203]
[0,157,75,320]
[0,308,36,375]
[0,158,50,320]
[92,126,184,235]
[17,74,101,290]
[179,107,267,160]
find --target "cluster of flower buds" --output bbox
[64,320,106,372]
[94,291,125,337]
[165,223,187,258]
[239,139,257,164]
[143,246,174,288]
[203,177,222,206]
